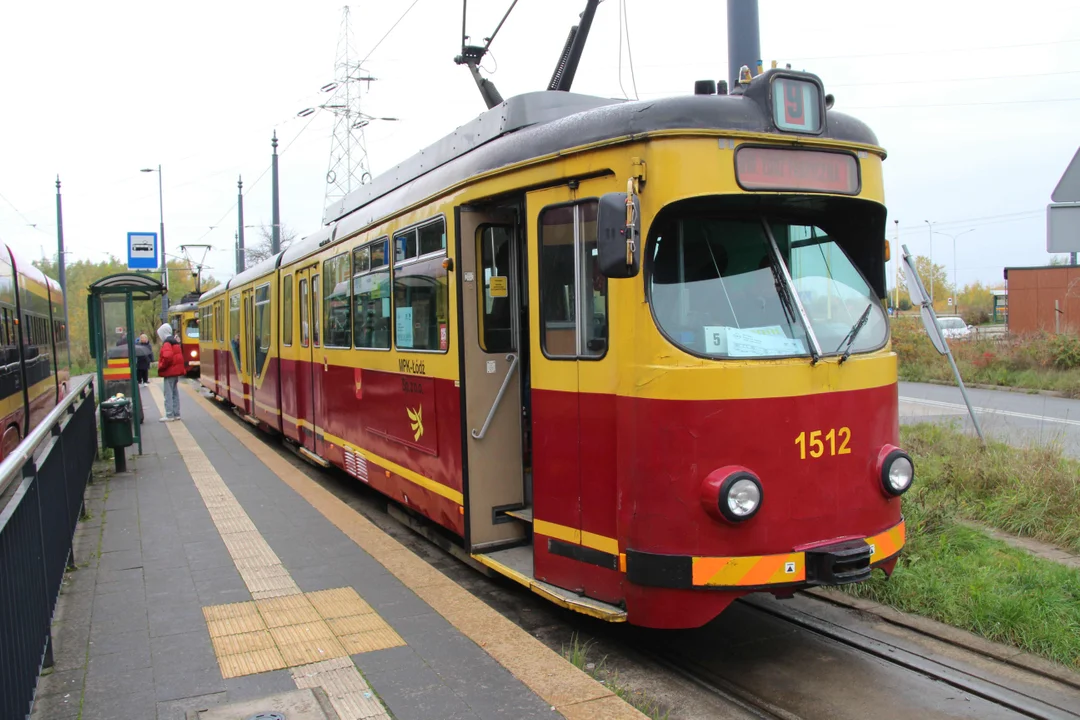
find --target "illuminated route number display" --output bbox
[735,146,859,195]
[795,428,851,459]
[772,77,821,133]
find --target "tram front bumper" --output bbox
[623,519,905,590]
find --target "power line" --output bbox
[845,96,1080,110]
[787,37,1080,63]
[194,112,320,245]
[829,69,1080,88]
[0,189,47,233]
[359,0,423,68]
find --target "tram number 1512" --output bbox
[795,428,851,459]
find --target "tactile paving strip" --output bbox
[149,383,401,720]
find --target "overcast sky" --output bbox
[2,0,1079,292]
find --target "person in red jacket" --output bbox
[156,323,186,421]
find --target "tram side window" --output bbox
[353,240,391,350]
[254,284,271,377]
[299,278,309,348]
[394,219,449,353]
[312,275,321,347]
[282,275,294,346]
[478,225,514,352]
[323,253,352,348]
[229,294,241,366]
[539,201,606,358]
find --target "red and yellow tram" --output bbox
[168,297,201,378]
[199,67,911,629]
[0,244,70,459]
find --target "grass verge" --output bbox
[893,318,1080,397]
[845,423,1080,670]
[563,633,670,720]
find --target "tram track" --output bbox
[199,383,1080,720]
[736,596,1079,720]
[633,593,1080,720]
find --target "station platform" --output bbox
[34,379,644,720]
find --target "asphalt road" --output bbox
[899,381,1080,458]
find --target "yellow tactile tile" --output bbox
[217,648,288,679]
[214,515,259,535]
[251,587,303,601]
[202,601,260,623]
[326,614,388,636]
[223,532,277,560]
[210,630,278,657]
[307,587,374,619]
[256,595,322,627]
[277,635,349,666]
[179,382,648,718]
[206,614,268,638]
[268,620,337,646]
[338,628,406,655]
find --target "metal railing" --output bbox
[0,376,97,720]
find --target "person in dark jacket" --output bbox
[157,323,186,421]
[135,334,152,385]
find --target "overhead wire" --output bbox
[0,190,48,233]
[359,0,423,68]
[622,0,638,100]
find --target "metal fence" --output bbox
[0,376,97,720]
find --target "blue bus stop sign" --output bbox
[127,232,158,270]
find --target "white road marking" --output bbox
[899,396,1080,428]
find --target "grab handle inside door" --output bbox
[471,353,518,440]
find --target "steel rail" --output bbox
[737,596,1077,720]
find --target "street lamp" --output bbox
[140,165,167,322]
[934,228,974,312]
[924,220,934,304]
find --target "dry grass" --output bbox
[892,318,1080,397]
[846,423,1080,669]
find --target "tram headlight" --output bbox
[190,350,197,358]
[877,446,914,497]
[701,466,763,524]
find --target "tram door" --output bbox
[240,288,255,416]
[294,266,319,454]
[525,184,619,598]
[459,208,528,552]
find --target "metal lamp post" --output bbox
[140,165,167,322]
[934,228,974,312]
[923,220,934,304]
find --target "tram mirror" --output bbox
[597,192,641,279]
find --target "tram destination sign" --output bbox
[735,147,859,195]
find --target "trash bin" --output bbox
[101,396,134,449]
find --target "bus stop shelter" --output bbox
[87,273,165,455]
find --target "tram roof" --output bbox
[284,77,879,269]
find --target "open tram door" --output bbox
[292,265,324,461]
[238,287,255,417]
[458,207,530,554]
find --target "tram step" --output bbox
[473,545,626,623]
[503,506,533,524]
[288,443,331,468]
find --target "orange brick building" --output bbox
[1003,265,1080,334]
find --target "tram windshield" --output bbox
[648,216,887,359]
[185,319,199,339]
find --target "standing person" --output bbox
[156,323,185,421]
[135,334,152,385]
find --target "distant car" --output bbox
[936,315,972,340]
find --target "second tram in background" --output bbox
[199,64,912,628]
[168,294,201,378]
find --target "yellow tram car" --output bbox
[201,68,909,628]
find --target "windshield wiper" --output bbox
[760,220,821,365]
[835,304,873,364]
